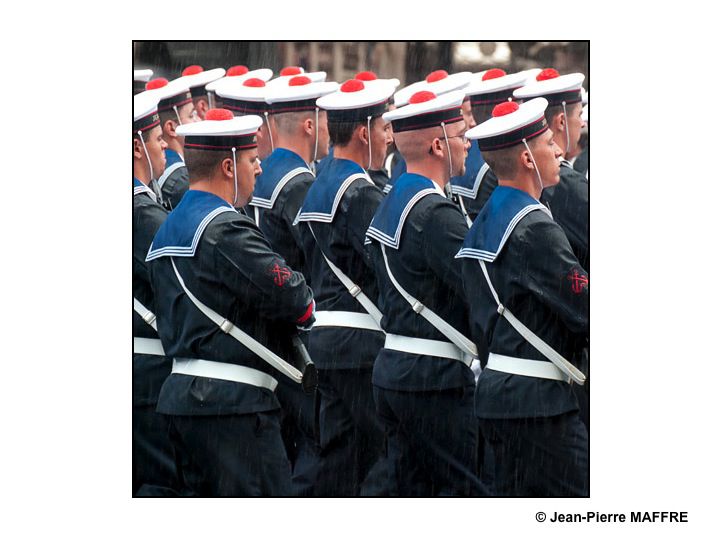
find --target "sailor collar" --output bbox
[366,172,445,249]
[146,190,237,261]
[455,185,551,262]
[560,157,573,169]
[296,158,373,224]
[248,147,313,209]
[165,148,185,167]
[449,141,491,199]
[133,177,157,202]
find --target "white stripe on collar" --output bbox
[249,166,313,209]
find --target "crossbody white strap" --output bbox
[308,224,384,330]
[172,358,278,391]
[133,337,165,356]
[314,311,383,332]
[478,260,586,385]
[486,353,567,382]
[253,206,260,227]
[384,334,472,366]
[133,297,158,331]
[170,258,303,384]
[457,196,474,228]
[380,244,478,360]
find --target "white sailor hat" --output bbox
[383,89,465,133]
[581,87,588,105]
[354,71,400,90]
[518,68,542,84]
[265,76,339,113]
[465,98,549,152]
[177,65,227,98]
[133,90,161,134]
[206,66,274,93]
[144,77,193,115]
[134,69,153,93]
[582,103,588,122]
[266,68,328,87]
[214,77,271,115]
[393,70,472,107]
[513,68,585,106]
[176,108,263,151]
[317,78,396,123]
[464,68,529,107]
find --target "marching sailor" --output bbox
[176,65,226,120]
[144,77,197,210]
[294,78,396,495]
[457,98,589,496]
[365,89,489,496]
[514,69,589,271]
[451,68,533,224]
[145,109,316,496]
[132,91,179,495]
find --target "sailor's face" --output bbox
[237,147,262,205]
[146,125,167,179]
[369,117,393,170]
[534,129,563,188]
[461,99,476,130]
[256,120,274,160]
[177,101,198,125]
[316,110,330,160]
[446,120,470,177]
[566,102,585,154]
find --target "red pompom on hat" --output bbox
[243,77,266,87]
[146,78,169,90]
[280,66,303,76]
[537,68,560,81]
[426,70,449,83]
[492,101,520,117]
[355,71,377,81]
[182,65,204,76]
[340,79,365,92]
[482,68,507,81]
[409,90,437,104]
[289,75,311,86]
[205,108,235,121]
[227,65,249,77]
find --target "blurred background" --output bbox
[133,41,589,88]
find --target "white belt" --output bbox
[486,353,569,382]
[384,334,472,367]
[134,337,165,356]
[172,358,278,391]
[314,311,384,332]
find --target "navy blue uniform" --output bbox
[132,178,179,496]
[146,190,315,496]
[296,158,389,495]
[449,140,497,224]
[457,185,589,496]
[248,147,320,494]
[157,149,189,211]
[365,173,488,496]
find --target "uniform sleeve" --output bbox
[281,176,313,258]
[133,199,168,283]
[215,218,315,326]
[522,217,589,334]
[419,198,470,297]
[344,182,384,265]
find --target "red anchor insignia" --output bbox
[567,269,589,294]
[269,263,292,287]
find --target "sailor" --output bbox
[144,77,197,210]
[294,78,396,495]
[451,68,534,224]
[213,70,276,160]
[132,91,179,495]
[207,65,273,110]
[145,109,316,496]
[177,65,226,120]
[134,68,153,95]
[457,98,589,496]
[514,69,589,270]
[365,89,488,496]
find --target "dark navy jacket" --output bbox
[449,140,497,223]
[158,148,189,211]
[296,158,385,370]
[248,148,316,279]
[146,190,315,416]
[366,173,477,391]
[457,186,589,419]
[541,159,589,271]
[133,178,171,407]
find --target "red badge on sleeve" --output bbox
[567,269,589,294]
[268,262,292,287]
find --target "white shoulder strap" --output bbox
[380,244,478,358]
[133,297,158,331]
[170,258,303,384]
[478,260,586,385]
[253,206,260,226]
[457,195,473,228]
[308,224,384,331]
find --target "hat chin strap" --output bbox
[231,147,239,207]
[441,121,452,182]
[562,100,572,156]
[137,130,162,202]
[173,105,183,125]
[367,115,373,170]
[522,138,544,196]
[312,107,319,163]
[263,112,275,152]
